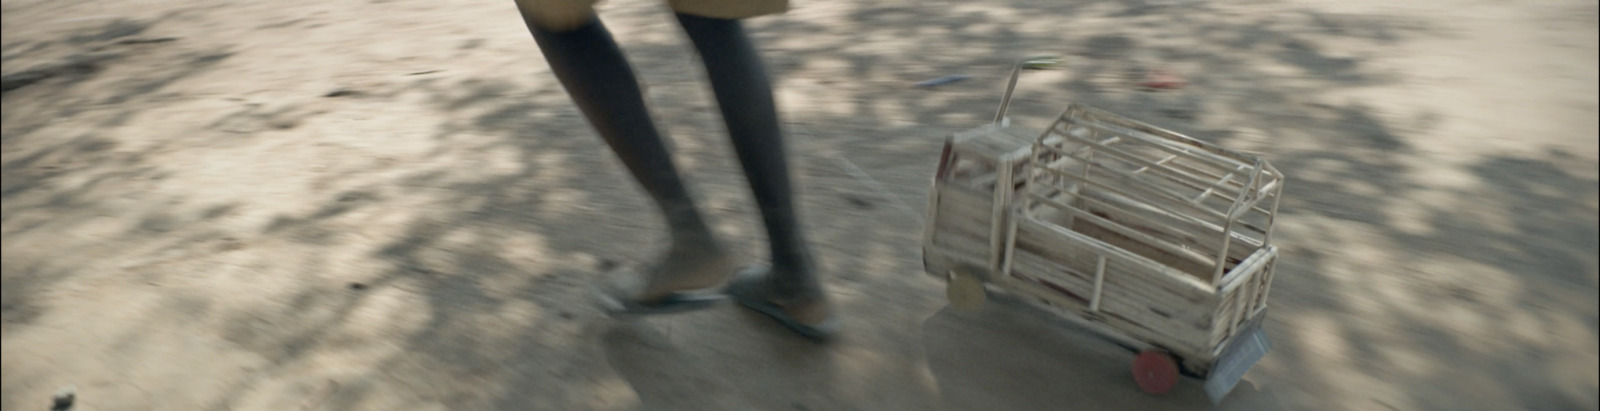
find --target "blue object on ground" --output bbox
[915,75,971,88]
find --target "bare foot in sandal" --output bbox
[598,233,742,316]
[634,236,739,302]
[725,262,840,341]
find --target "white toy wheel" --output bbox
[946,270,987,310]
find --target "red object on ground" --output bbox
[1140,70,1187,90]
[1133,349,1180,394]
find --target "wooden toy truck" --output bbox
[921,66,1284,403]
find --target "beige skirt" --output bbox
[516,0,789,32]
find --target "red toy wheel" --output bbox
[1133,350,1180,395]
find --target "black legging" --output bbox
[521,13,816,297]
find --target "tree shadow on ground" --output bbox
[1,0,1595,410]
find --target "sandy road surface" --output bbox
[3,0,1596,410]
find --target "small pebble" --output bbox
[324,88,361,98]
[842,194,875,209]
[52,386,75,411]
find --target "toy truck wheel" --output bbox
[946,270,986,310]
[1133,349,1180,395]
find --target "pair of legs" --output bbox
[513,5,834,337]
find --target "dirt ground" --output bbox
[2,0,1596,410]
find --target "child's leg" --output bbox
[676,13,834,328]
[515,7,734,301]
